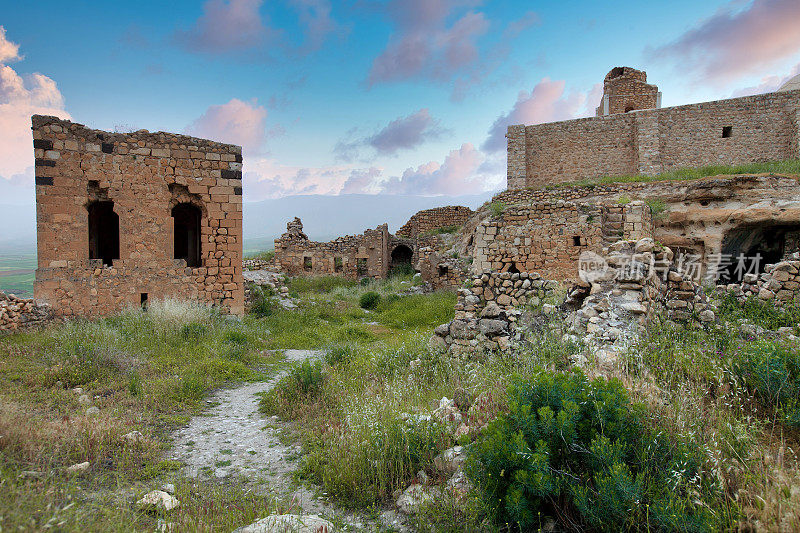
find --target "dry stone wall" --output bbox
[32,115,244,317]
[0,292,52,332]
[507,89,800,188]
[396,206,473,238]
[731,254,800,306]
[274,218,389,279]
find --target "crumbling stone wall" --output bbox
[32,115,244,317]
[430,271,559,355]
[471,200,652,281]
[396,206,473,238]
[595,67,660,116]
[416,244,468,290]
[0,292,52,332]
[273,217,389,278]
[731,254,800,306]
[488,175,800,282]
[508,88,800,188]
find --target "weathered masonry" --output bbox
[508,68,800,189]
[32,115,245,317]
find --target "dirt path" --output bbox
[170,350,336,516]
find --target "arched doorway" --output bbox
[390,244,414,275]
[87,201,119,267]
[172,203,202,267]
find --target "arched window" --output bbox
[172,203,202,267]
[391,245,413,268]
[87,201,119,267]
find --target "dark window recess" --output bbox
[573,235,582,246]
[235,153,243,163]
[304,256,312,271]
[356,258,368,276]
[87,201,120,267]
[438,265,449,277]
[33,139,53,150]
[140,293,149,308]
[722,126,733,138]
[172,203,202,267]
[221,169,243,180]
[507,262,520,274]
[35,176,54,186]
[101,142,114,154]
[334,257,343,273]
[234,187,243,196]
[35,159,55,167]
[624,106,635,113]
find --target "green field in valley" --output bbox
[0,252,36,298]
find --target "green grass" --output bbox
[0,251,36,298]
[244,249,275,262]
[547,159,800,189]
[424,225,461,236]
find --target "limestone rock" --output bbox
[396,484,438,515]
[434,446,466,474]
[480,302,501,318]
[137,490,180,512]
[234,514,334,533]
[66,461,90,474]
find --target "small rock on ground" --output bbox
[234,514,334,533]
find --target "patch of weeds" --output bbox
[359,291,381,310]
[140,459,183,480]
[489,201,505,218]
[645,198,668,220]
[215,460,232,468]
[732,341,800,426]
[290,276,356,294]
[425,225,461,235]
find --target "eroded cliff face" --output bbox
[462,174,800,281]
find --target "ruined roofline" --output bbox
[505,87,800,134]
[31,114,242,154]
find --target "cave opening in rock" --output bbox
[720,224,800,282]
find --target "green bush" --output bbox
[716,292,800,332]
[489,201,505,218]
[180,322,208,340]
[732,342,800,426]
[359,291,381,310]
[260,360,325,416]
[249,286,275,318]
[467,371,727,531]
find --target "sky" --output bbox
[1,0,800,206]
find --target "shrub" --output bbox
[467,371,727,531]
[732,341,800,426]
[359,291,381,310]
[324,344,355,366]
[181,322,208,340]
[260,360,325,416]
[425,224,461,235]
[645,198,668,220]
[249,286,275,318]
[489,201,505,218]
[715,292,800,332]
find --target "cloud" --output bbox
[334,109,447,161]
[366,0,489,87]
[482,78,602,152]
[368,109,444,155]
[185,98,271,155]
[243,158,369,200]
[647,0,800,84]
[340,167,383,194]
[173,0,273,54]
[0,26,21,63]
[731,62,800,97]
[504,11,541,38]
[381,143,496,195]
[288,0,340,54]
[0,27,70,181]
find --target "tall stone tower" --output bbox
[596,67,661,116]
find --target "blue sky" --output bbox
[1,0,799,204]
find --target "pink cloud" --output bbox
[0,29,70,181]
[243,157,366,200]
[482,78,601,152]
[185,98,270,155]
[0,26,21,63]
[647,0,800,84]
[731,62,800,97]
[366,0,489,86]
[504,11,541,38]
[381,143,490,195]
[173,0,273,54]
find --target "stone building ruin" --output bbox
[32,115,245,317]
[272,206,475,286]
[510,67,800,188]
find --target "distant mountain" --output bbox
[242,193,496,252]
[0,192,499,256]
